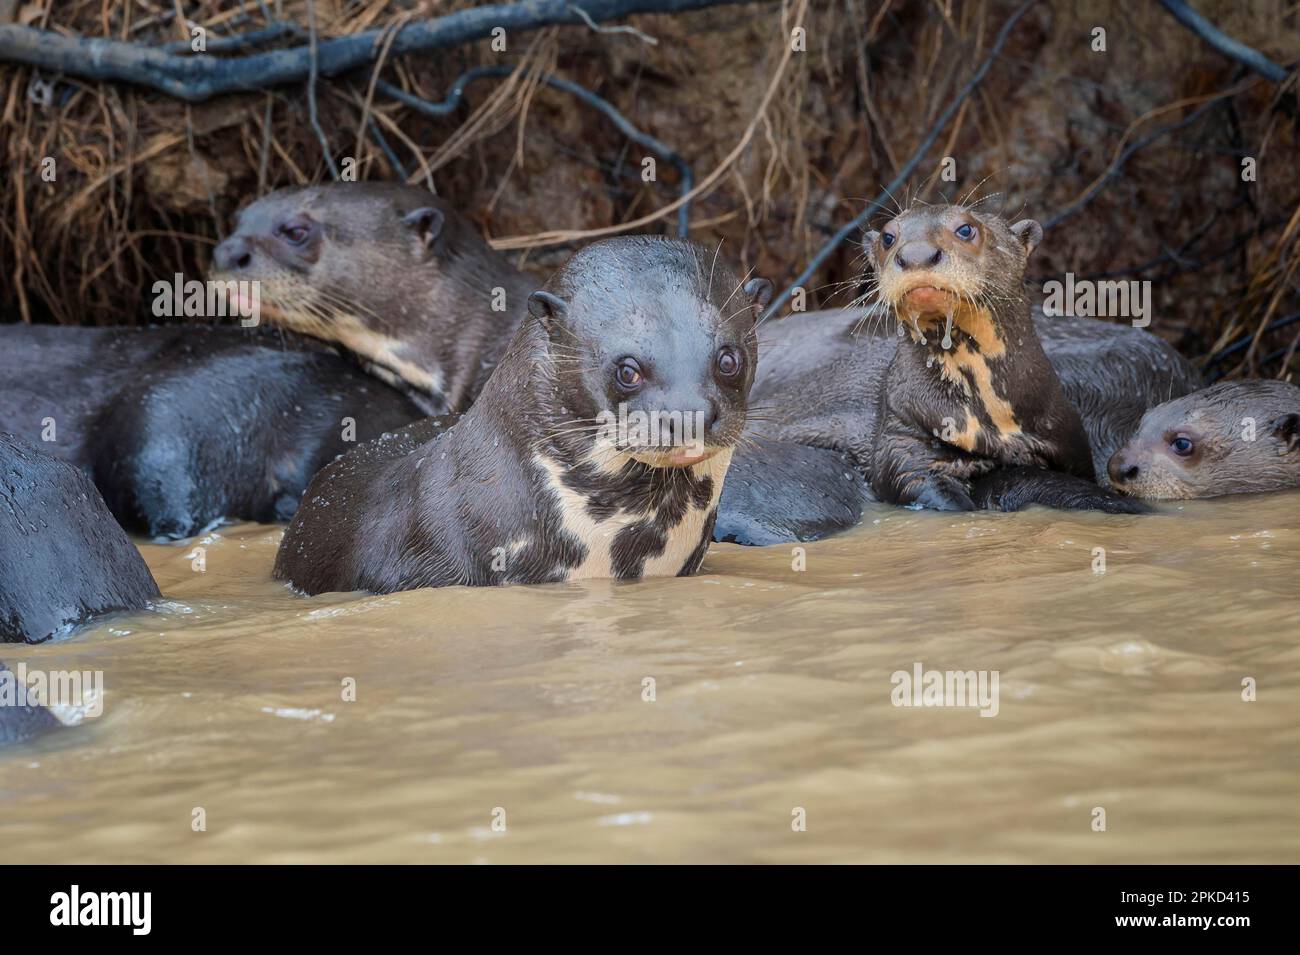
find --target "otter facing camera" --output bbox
[402,206,445,252]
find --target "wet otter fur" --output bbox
[0,662,62,743]
[715,303,1199,541]
[1109,379,1300,499]
[862,203,1141,513]
[0,323,422,539]
[1,432,159,644]
[274,237,770,595]
[194,186,1201,541]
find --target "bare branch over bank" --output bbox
[0,0,774,102]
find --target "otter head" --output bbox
[865,204,1041,336]
[209,183,498,394]
[1108,380,1300,499]
[525,237,771,469]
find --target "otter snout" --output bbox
[213,235,254,272]
[1107,449,1141,486]
[660,398,721,445]
[622,395,724,449]
[895,240,943,271]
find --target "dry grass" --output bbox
[1,0,1298,378]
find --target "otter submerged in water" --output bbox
[274,237,771,594]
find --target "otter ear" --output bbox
[863,230,881,267]
[527,290,568,331]
[744,277,773,311]
[1271,412,1300,453]
[403,207,445,253]
[1010,219,1043,257]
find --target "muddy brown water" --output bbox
[2,494,1298,863]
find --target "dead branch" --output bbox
[0,0,771,103]
[1157,0,1290,84]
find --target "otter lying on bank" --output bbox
[274,237,772,594]
[208,182,537,414]
[1109,379,1300,499]
[0,184,537,539]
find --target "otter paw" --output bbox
[910,475,976,512]
[1085,490,1150,515]
[972,467,1150,514]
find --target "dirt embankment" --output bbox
[1,0,1297,379]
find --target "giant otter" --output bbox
[274,237,772,594]
[1,432,159,643]
[0,183,533,538]
[1109,379,1300,499]
[862,205,1132,512]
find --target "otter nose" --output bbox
[896,241,943,271]
[701,400,721,437]
[667,401,720,444]
[656,397,720,447]
[213,236,253,272]
[1107,451,1140,485]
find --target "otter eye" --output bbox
[955,223,976,241]
[715,346,742,379]
[881,231,896,249]
[1171,435,1195,457]
[278,223,310,246]
[614,358,643,391]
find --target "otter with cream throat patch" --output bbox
[865,203,1136,512]
[210,182,536,414]
[273,237,771,595]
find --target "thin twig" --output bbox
[305,0,339,180]
[764,0,1038,318]
[569,3,659,44]
[489,0,809,251]
[378,66,694,236]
